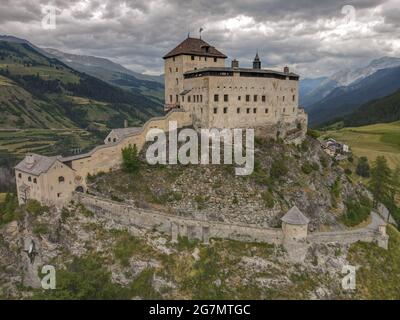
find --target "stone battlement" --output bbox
[75,193,389,262]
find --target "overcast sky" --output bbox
[0,0,399,78]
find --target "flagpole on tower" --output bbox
[199,28,204,39]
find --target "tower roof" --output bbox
[254,52,260,61]
[163,37,227,59]
[281,206,310,225]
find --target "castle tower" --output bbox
[163,37,227,111]
[281,206,310,262]
[253,52,261,69]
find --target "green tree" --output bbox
[391,166,400,197]
[121,144,140,173]
[368,156,393,206]
[356,157,370,178]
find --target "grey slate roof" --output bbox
[15,154,60,176]
[281,206,310,225]
[111,127,142,140]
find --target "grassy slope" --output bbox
[321,121,400,169]
[0,41,162,131]
[347,225,400,299]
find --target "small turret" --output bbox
[253,52,261,69]
[231,59,239,68]
[284,66,289,74]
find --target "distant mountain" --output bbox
[43,48,164,103]
[342,89,400,127]
[307,66,400,127]
[0,40,162,130]
[301,57,400,108]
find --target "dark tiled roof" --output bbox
[163,37,227,59]
[281,206,310,225]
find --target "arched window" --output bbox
[33,178,37,184]
[18,173,22,178]
[28,176,32,182]
[113,138,117,143]
[58,176,65,183]
[108,137,111,142]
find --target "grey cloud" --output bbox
[0,0,398,77]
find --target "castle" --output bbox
[14,37,308,207]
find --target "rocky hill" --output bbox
[1,136,399,299]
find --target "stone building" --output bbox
[163,37,307,140]
[14,36,308,207]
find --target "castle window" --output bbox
[201,108,203,114]
[265,108,269,114]
[176,78,178,85]
[191,55,195,60]
[253,108,257,113]
[214,94,219,102]
[293,107,295,112]
[224,94,228,102]
[214,108,218,114]
[170,95,173,103]
[246,95,250,102]
[238,96,241,101]
[262,95,266,102]
[188,96,191,102]
[58,176,65,183]
[246,108,250,114]
[18,173,22,178]
[182,96,184,102]
[283,108,286,113]
[199,56,201,61]
[113,138,116,143]
[28,176,32,182]
[197,95,199,102]
[223,107,227,114]
[33,178,37,184]
[214,58,217,62]
[200,95,203,103]
[205,57,207,61]
[237,108,240,114]
[176,95,179,102]
[108,138,111,142]
[254,95,257,102]
[176,67,178,72]
[283,96,285,102]
[57,193,61,198]
[292,95,296,101]
[173,57,175,62]
[193,95,195,102]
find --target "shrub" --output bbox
[345,168,352,175]
[26,199,49,216]
[33,254,131,300]
[270,158,288,180]
[307,129,320,139]
[261,190,275,208]
[122,144,140,173]
[356,157,370,178]
[301,162,318,174]
[331,178,342,208]
[340,196,372,227]
[0,193,20,225]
